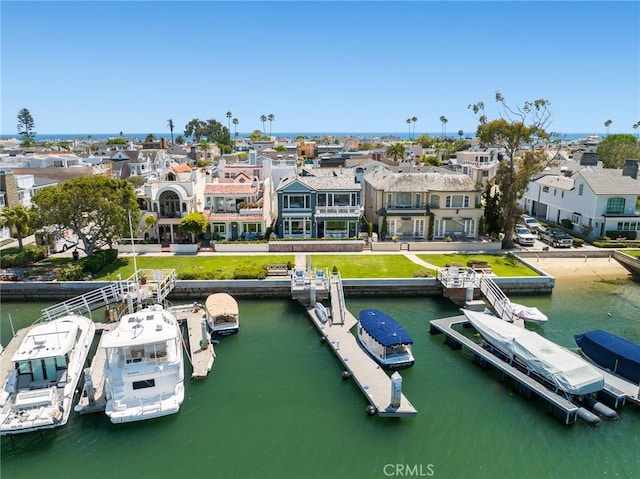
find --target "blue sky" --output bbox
[1,1,639,136]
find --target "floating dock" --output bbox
[304,273,417,418]
[429,315,580,425]
[75,322,116,414]
[174,304,216,379]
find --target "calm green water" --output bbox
[1,277,639,479]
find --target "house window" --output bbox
[415,194,422,208]
[395,192,412,208]
[242,223,262,233]
[543,186,549,193]
[445,195,469,208]
[212,223,226,235]
[283,218,311,236]
[578,184,584,196]
[284,194,309,209]
[429,195,440,208]
[571,213,581,225]
[606,197,625,215]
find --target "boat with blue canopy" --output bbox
[357,309,414,370]
[575,330,640,385]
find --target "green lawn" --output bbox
[92,252,538,280]
[622,249,640,259]
[310,254,435,278]
[417,253,540,276]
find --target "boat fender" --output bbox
[341,371,351,380]
[366,405,377,416]
[320,336,327,343]
[581,396,618,420]
[577,407,601,426]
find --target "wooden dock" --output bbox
[75,322,116,414]
[306,307,417,417]
[177,304,215,379]
[429,315,580,425]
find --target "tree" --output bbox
[168,119,175,144]
[260,115,267,135]
[179,212,208,243]
[57,141,70,151]
[268,113,275,137]
[596,134,640,169]
[406,118,412,139]
[633,122,639,139]
[0,205,35,251]
[482,181,503,237]
[232,118,239,138]
[469,92,555,248]
[411,116,417,139]
[145,133,156,142]
[17,108,36,139]
[386,143,405,162]
[439,115,448,138]
[458,129,464,140]
[175,135,186,145]
[184,118,232,149]
[604,119,612,136]
[31,176,139,256]
[226,111,232,135]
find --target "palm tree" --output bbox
[267,114,275,137]
[633,122,639,139]
[232,118,239,139]
[386,143,405,162]
[167,119,174,144]
[439,116,448,139]
[406,118,412,139]
[260,115,267,135]
[411,116,417,140]
[0,205,34,251]
[604,119,612,136]
[458,130,464,140]
[226,111,232,135]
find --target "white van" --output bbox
[35,227,79,253]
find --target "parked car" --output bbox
[514,224,536,246]
[538,226,573,248]
[522,215,542,232]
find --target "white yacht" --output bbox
[0,314,95,435]
[102,304,184,423]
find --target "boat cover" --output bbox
[575,330,640,384]
[358,309,413,347]
[205,293,239,319]
[463,310,604,395]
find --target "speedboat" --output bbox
[205,293,239,336]
[511,303,548,324]
[357,309,414,370]
[0,314,95,435]
[463,309,603,395]
[101,304,184,423]
[575,330,640,384]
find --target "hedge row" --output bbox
[0,245,47,268]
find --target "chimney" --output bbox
[622,159,638,179]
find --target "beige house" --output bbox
[363,166,483,240]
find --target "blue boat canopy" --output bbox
[575,330,640,384]
[358,309,413,347]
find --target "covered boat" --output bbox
[463,309,604,395]
[357,309,414,370]
[574,330,640,384]
[511,303,548,324]
[205,293,239,335]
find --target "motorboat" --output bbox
[101,304,184,423]
[357,309,414,370]
[575,330,640,384]
[511,303,548,324]
[205,293,239,336]
[463,309,604,395]
[0,314,95,435]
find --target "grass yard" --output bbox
[310,254,435,278]
[622,249,640,259]
[417,253,540,276]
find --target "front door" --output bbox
[231,222,239,240]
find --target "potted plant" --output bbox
[139,273,147,285]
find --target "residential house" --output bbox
[107,149,169,179]
[448,149,499,187]
[275,172,363,239]
[363,166,483,240]
[521,159,640,238]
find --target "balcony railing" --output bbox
[315,205,362,215]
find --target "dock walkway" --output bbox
[76,322,117,414]
[429,315,579,425]
[306,306,417,417]
[175,304,215,379]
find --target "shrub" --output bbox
[413,269,431,278]
[606,230,637,240]
[57,264,85,281]
[79,249,119,274]
[445,262,464,268]
[573,238,584,247]
[466,259,489,267]
[0,245,47,268]
[560,219,573,230]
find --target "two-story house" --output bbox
[363,166,483,240]
[448,149,499,187]
[275,173,363,239]
[522,159,640,238]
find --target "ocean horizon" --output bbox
[0,131,607,142]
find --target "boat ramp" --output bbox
[292,256,417,417]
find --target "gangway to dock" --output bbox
[479,276,523,326]
[329,272,346,325]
